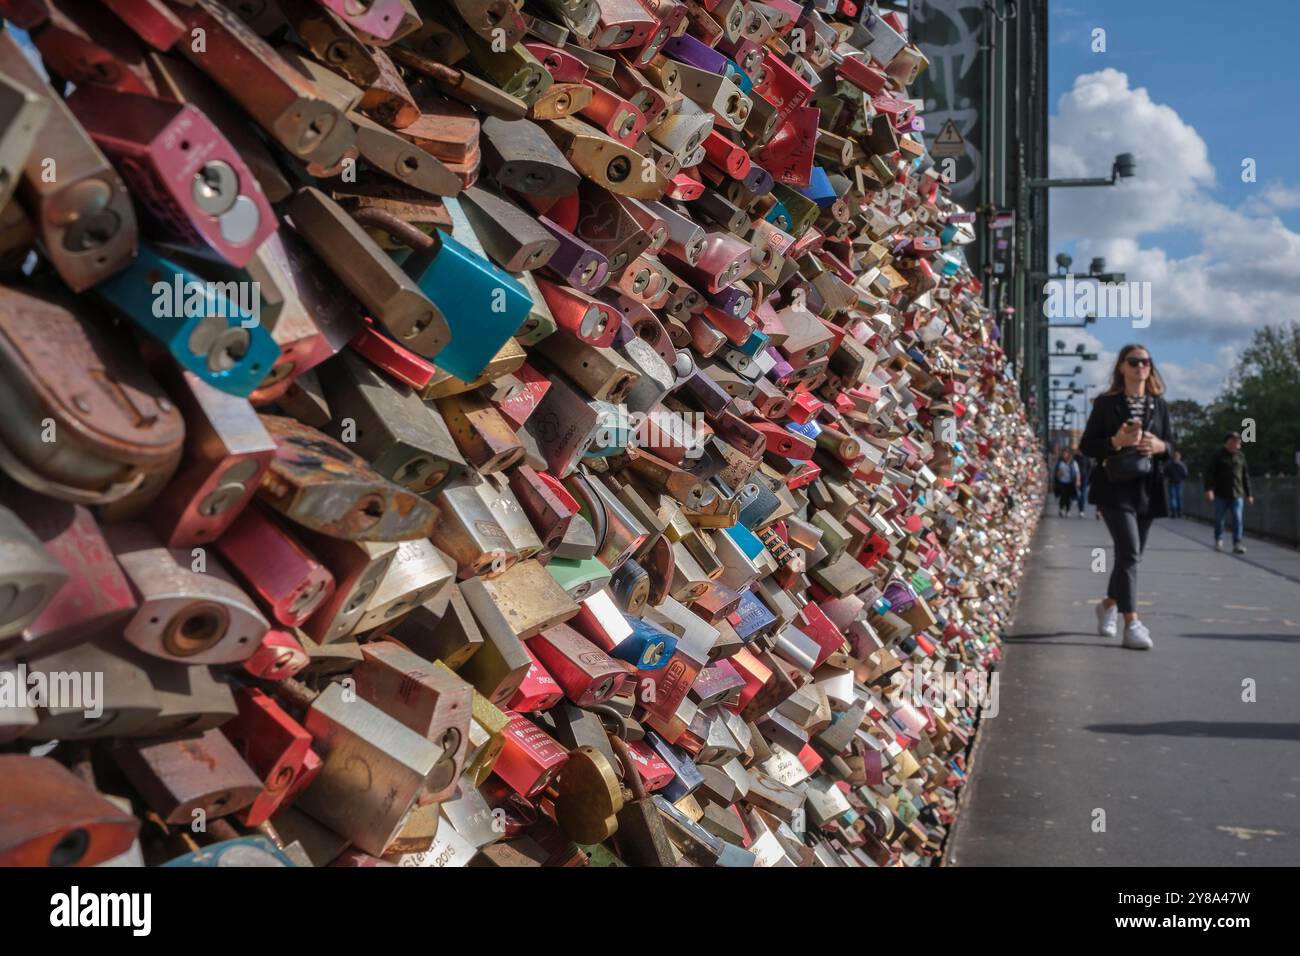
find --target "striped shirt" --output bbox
[1125,393,1148,426]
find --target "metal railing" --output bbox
[1176,478,1300,547]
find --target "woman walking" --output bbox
[1052,448,1080,517]
[1080,344,1175,650]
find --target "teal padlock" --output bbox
[161,835,297,867]
[400,197,534,382]
[96,243,280,397]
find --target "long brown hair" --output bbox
[1102,343,1165,397]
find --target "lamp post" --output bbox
[1028,153,1137,190]
[1036,254,1128,328]
[1019,154,1137,446]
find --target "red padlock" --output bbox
[150,371,277,549]
[525,623,629,708]
[623,739,675,792]
[221,687,316,827]
[2,489,136,660]
[507,647,565,714]
[241,629,310,682]
[66,85,277,267]
[491,712,569,798]
[216,506,336,628]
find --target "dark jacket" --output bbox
[1166,460,1189,484]
[1206,447,1251,499]
[1079,391,1175,516]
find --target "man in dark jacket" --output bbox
[1205,432,1254,554]
[1166,450,1189,518]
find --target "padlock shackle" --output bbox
[606,733,647,802]
[348,207,444,257]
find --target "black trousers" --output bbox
[1101,507,1154,614]
[1054,481,1076,511]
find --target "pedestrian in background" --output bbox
[1075,449,1092,518]
[1205,432,1254,554]
[1053,448,1080,517]
[1166,450,1188,518]
[1080,344,1174,651]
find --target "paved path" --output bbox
[947,509,1300,866]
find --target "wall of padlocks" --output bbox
[0,0,1043,867]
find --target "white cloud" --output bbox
[1050,69,1214,242]
[1243,181,1300,214]
[1048,69,1300,346]
[1042,327,1233,407]
[1153,355,1234,406]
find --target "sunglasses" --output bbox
[1125,357,1151,367]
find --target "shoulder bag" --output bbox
[1104,396,1154,484]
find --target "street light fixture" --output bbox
[1028,153,1137,190]
[1039,253,1127,327]
[1021,157,1137,448]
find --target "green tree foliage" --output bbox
[1169,323,1300,477]
[1167,398,1215,473]
[1220,323,1300,476]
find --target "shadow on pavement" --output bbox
[1084,721,1300,741]
[1005,631,1080,641]
[1178,632,1300,644]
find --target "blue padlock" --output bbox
[787,419,822,442]
[584,403,633,458]
[400,197,533,383]
[645,731,703,802]
[96,244,280,397]
[724,59,753,95]
[731,588,778,642]
[765,200,793,230]
[724,523,766,562]
[796,166,837,208]
[735,328,770,358]
[613,615,679,670]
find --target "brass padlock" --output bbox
[295,681,447,857]
[551,745,626,843]
[355,640,474,800]
[286,187,450,358]
[545,115,668,198]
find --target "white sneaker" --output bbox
[1095,602,1118,638]
[1122,620,1153,650]
[1214,539,1223,551]
[1233,544,1247,555]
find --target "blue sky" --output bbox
[1045,1,1300,404]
